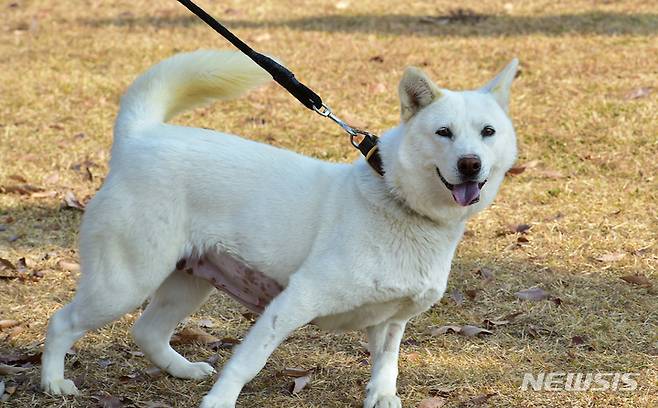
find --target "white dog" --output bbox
[41,50,518,408]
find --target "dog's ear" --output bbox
[398,67,441,122]
[480,58,519,113]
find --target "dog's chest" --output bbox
[311,299,410,331]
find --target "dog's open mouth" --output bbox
[436,167,487,207]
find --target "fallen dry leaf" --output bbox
[570,335,595,351]
[526,324,553,338]
[16,258,28,273]
[462,392,497,406]
[430,325,462,336]
[625,87,651,100]
[464,289,479,300]
[595,252,626,262]
[4,325,24,339]
[405,351,422,362]
[84,166,93,182]
[571,335,586,346]
[460,325,493,337]
[0,364,27,375]
[476,267,495,281]
[502,311,524,321]
[282,367,313,378]
[210,337,241,350]
[0,351,41,366]
[431,325,492,337]
[1,184,44,195]
[506,160,540,176]
[8,174,27,183]
[482,319,509,329]
[4,382,16,395]
[620,274,652,287]
[0,258,15,271]
[429,385,456,397]
[30,190,58,199]
[57,260,80,272]
[419,396,447,408]
[497,223,532,237]
[170,327,219,345]
[514,287,550,301]
[63,191,85,211]
[196,318,214,328]
[118,372,141,383]
[450,289,465,306]
[506,166,526,175]
[0,320,19,330]
[511,224,531,234]
[97,358,113,369]
[402,337,419,346]
[94,394,123,408]
[7,234,22,243]
[144,366,163,378]
[206,354,221,365]
[289,373,312,394]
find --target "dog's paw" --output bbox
[169,361,216,380]
[364,394,402,408]
[41,378,80,396]
[199,395,235,408]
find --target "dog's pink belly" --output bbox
[177,254,283,314]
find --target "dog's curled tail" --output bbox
[115,50,272,135]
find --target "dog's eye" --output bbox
[481,126,496,137]
[435,127,453,138]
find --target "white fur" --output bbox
[41,50,518,408]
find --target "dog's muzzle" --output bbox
[436,167,486,206]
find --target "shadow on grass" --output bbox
[1,196,655,406]
[81,12,658,37]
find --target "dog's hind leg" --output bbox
[41,244,173,395]
[132,269,216,379]
[41,279,156,395]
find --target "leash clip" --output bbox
[313,103,371,148]
[313,103,384,176]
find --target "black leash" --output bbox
[176,0,384,176]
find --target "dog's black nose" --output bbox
[457,155,481,178]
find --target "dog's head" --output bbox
[380,59,519,220]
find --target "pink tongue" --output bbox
[452,182,481,206]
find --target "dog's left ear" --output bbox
[480,58,519,113]
[399,67,441,122]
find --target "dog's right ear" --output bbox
[480,58,519,114]
[398,67,441,122]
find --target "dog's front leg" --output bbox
[200,284,319,408]
[363,320,407,408]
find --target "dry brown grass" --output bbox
[1,0,656,407]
